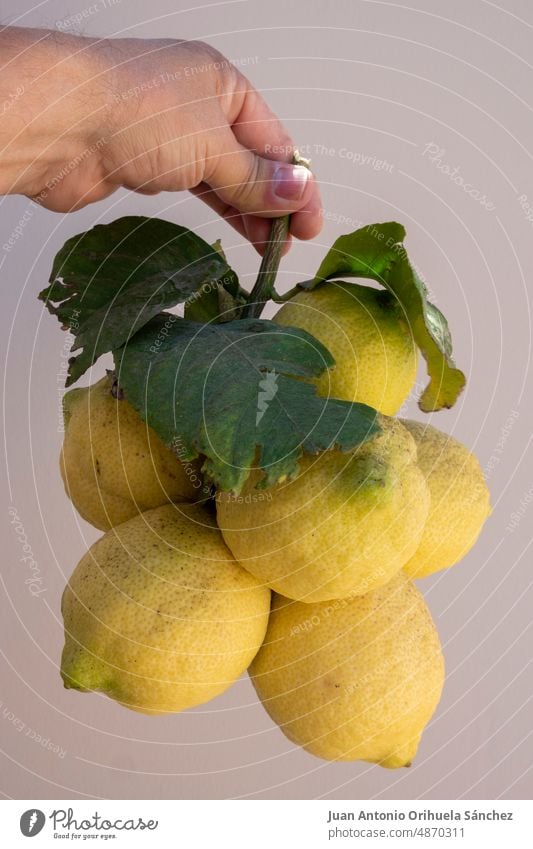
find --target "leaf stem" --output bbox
[271,279,316,303]
[242,151,311,319]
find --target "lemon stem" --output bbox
[243,216,289,319]
[242,151,311,320]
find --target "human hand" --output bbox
[0,30,322,253]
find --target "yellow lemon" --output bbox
[60,375,201,530]
[217,417,429,602]
[250,571,444,766]
[401,420,491,578]
[274,282,417,414]
[61,503,271,714]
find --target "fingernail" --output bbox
[272,164,310,201]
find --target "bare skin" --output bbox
[0,27,322,252]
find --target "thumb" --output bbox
[204,131,314,217]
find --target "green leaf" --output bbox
[386,257,466,411]
[311,222,406,287]
[184,242,248,323]
[251,377,380,489]
[183,283,246,323]
[114,315,380,492]
[39,217,232,386]
[183,283,222,323]
[184,264,247,324]
[308,222,465,411]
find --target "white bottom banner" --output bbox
[1,799,531,847]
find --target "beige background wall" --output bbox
[1,0,532,799]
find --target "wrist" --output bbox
[0,27,114,198]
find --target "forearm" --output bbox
[0,26,111,197]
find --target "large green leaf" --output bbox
[114,315,380,492]
[311,222,405,286]
[386,255,466,411]
[39,217,232,385]
[308,222,466,411]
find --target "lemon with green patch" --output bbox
[217,417,429,602]
[61,503,271,714]
[274,282,417,414]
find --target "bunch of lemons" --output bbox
[60,282,490,768]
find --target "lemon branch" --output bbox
[242,151,311,319]
[242,216,289,319]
